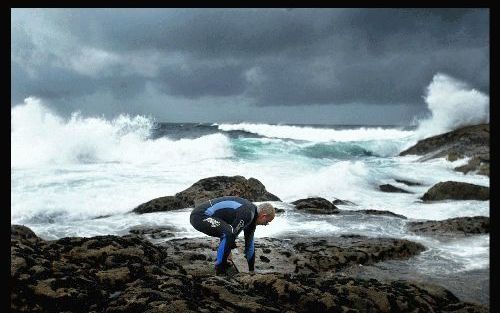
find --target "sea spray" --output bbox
[414,73,489,140]
[11,97,234,168]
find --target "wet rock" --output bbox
[176,175,281,206]
[133,176,281,214]
[407,216,489,236]
[399,124,489,176]
[11,256,28,276]
[11,228,188,313]
[291,197,340,214]
[11,224,42,244]
[379,184,412,193]
[133,196,186,214]
[394,179,423,186]
[234,273,488,313]
[92,214,112,219]
[337,260,490,306]
[421,181,489,201]
[351,209,407,219]
[160,235,426,276]
[454,156,490,176]
[332,198,357,206]
[128,226,177,240]
[95,267,131,288]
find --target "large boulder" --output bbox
[133,176,281,214]
[407,216,489,236]
[421,181,489,201]
[175,175,281,206]
[399,124,489,176]
[291,197,340,214]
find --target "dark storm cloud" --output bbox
[11,62,99,102]
[11,8,489,112]
[49,9,325,57]
[11,58,146,104]
[155,62,248,98]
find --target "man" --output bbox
[190,196,275,275]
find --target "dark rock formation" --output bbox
[133,196,187,214]
[11,225,186,313]
[133,176,281,214]
[407,216,489,236]
[291,197,340,214]
[350,209,407,219]
[128,225,178,240]
[336,264,490,308]
[454,157,490,176]
[421,181,489,201]
[11,225,488,313]
[176,175,281,205]
[332,198,357,206]
[399,124,489,176]
[379,184,412,193]
[164,235,426,276]
[395,179,423,186]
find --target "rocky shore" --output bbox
[11,224,488,313]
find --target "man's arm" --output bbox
[244,223,256,271]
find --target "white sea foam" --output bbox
[216,122,414,142]
[11,97,233,168]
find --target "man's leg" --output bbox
[190,214,235,274]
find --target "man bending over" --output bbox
[190,196,275,275]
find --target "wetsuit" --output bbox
[190,196,257,274]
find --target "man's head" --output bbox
[256,203,275,225]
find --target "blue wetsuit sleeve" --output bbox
[244,223,256,271]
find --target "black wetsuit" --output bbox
[190,196,257,274]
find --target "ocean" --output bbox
[11,98,489,303]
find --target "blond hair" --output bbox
[257,203,275,218]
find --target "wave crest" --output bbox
[414,73,489,139]
[11,97,233,168]
[216,123,413,142]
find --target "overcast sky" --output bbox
[11,8,489,125]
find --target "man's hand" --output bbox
[215,264,226,276]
